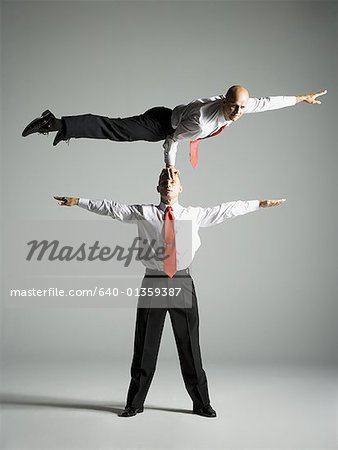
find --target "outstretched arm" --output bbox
[53,196,142,222]
[246,89,327,114]
[197,198,286,227]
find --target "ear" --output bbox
[157,186,160,193]
[179,185,183,193]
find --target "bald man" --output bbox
[22,85,326,167]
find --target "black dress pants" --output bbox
[59,107,174,143]
[126,270,211,409]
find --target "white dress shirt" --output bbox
[163,95,297,165]
[78,198,260,271]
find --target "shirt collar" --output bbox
[158,201,183,213]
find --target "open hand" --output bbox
[259,199,286,208]
[298,89,327,105]
[53,196,79,207]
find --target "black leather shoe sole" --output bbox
[118,406,144,418]
[22,110,54,137]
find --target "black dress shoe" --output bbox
[22,110,59,137]
[193,405,217,418]
[118,406,144,418]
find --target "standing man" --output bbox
[23,86,326,167]
[54,167,285,418]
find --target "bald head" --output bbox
[223,85,250,121]
[225,85,249,101]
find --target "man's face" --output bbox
[157,167,182,203]
[223,89,249,122]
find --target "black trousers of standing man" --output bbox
[125,268,211,410]
[57,107,174,144]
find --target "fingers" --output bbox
[311,89,327,103]
[303,89,327,105]
[164,165,180,179]
[272,198,286,207]
[53,195,67,206]
[315,89,327,97]
[263,198,286,207]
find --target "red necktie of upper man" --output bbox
[163,205,177,278]
[190,124,228,168]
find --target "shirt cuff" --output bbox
[248,200,260,212]
[78,198,90,209]
[286,96,297,106]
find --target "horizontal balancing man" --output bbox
[54,167,285,418]
[23,86,326,167]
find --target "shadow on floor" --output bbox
[0,393,193,416]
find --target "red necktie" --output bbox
[190,124,228,168]
[163,206,177,278]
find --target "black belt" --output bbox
[145,268,190,277]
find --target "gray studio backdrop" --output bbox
[1,1,337,367]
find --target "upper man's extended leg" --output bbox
[22,107,174,146]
